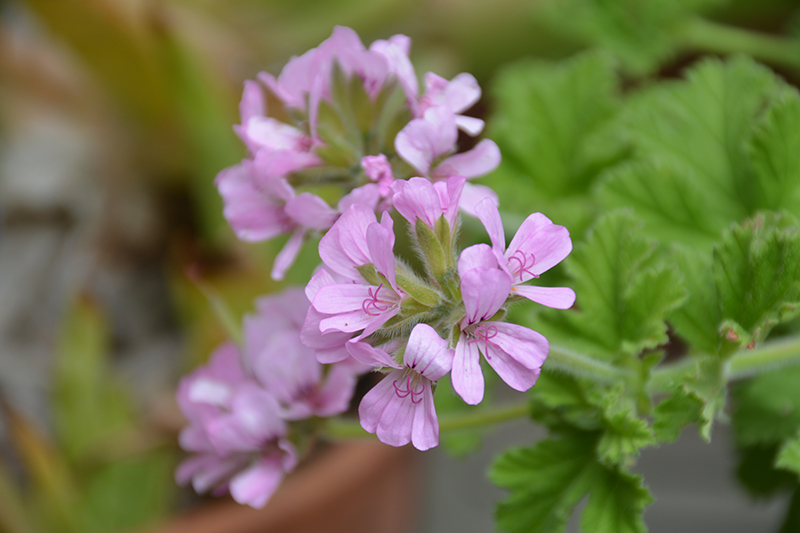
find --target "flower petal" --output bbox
[474,197,506,253]
[285,193,338,230]
[512,285,576,309]
[403,324,454,381]
[271,227,305,280]
[229,459,285,509]
[506,214,573,279]
[452,334,484,405]
[432,139,500,180]
[458,183,499,218]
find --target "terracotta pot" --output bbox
[147,441,420,533]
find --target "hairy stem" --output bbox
[677,18,800,71]
[727,335,800,380]
[545,343,632,383]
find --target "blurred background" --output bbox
[2,1,800,532]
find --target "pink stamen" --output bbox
[507,250,538,281]
[393,375,425,404]
[361,283,391,317]
[468,325,499,358]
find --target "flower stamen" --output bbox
[507,250,538,281]
[362,283,392,316]
[468,325,499,358]
[393,375,425,404]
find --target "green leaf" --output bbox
[712,213,800,347]
[779,488,800,533]
[669,213,800,356]
[79,452,175,532]
[533,210,687,361]
[733,364,800,447]
[486,51,626,234]
[530,373,654,465]
[651,387,704,443]
[491,433,652,533]
[749,88,800,213]
[776,430,800,479]
[538,0,721,74]
[599,57,782,245]
[53,296,134,463]
[580,465,653,533]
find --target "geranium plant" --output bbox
[175,18,800,533]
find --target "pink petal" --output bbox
[391,177,441,228]
[411,384,439,451]
[369,36,418,100]
[403,324,454,381]
[512,285,576,309]
[366,222,397,289]
[215,163,293,242]
[245,117,306,153]
[258,71,297,108]
[346,341,401,368]
[395,108,458,175]
[458,243,501,273]
[474,197,506,253]
[299,308,352,364]
[452,334,484,405]
[313,363,360,417]
[229,459,285,509]
[239,80,264,129]
[443,73,481,114]
[458,183,499,218]
[506,214,573,279]
[319,204,377,281]
[271,228,305,281]
[285,192,338,230]
[432,139,500,180]
[485,322,549,390]
[305,267,337,301]
[338,183,380,212]
[455,115,485,136]
[359,370,406,438]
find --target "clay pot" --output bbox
[147,441,420,533]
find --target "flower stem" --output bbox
[323,401,531,441]
[648,335,800,393]
[677,18,800,71]
[727,335,800,380]
[545,343,631,383]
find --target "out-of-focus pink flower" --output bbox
[258,26,418,137]
[452,245,549,405]
[175,345,297,509]
[245,288,359,419]
[394,106,500,215]
[418,72,484,135]
[358,324,454,450]
[474,198,576,309]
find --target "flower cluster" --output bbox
[303,182,574,450]
[178,26,576,510]
[175,289,361,508]
[215,26,500,280]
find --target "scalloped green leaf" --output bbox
[486,51,626,234]
[491,433,652,533]
[599,57,783,246]
[532,210,687,361]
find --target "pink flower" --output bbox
[245,288,359,419]
[358,324,454,450]
[452,245,549,404]
[312,204,405,340]
[257,26,417,137]
[474,198,576,309]
[391,175,465,230]
[418,72,485,136]
[394,106,500,215]
[175,345,298,509]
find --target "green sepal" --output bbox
[415,218,449,280]
[356,263,383,287]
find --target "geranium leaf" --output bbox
[532,210,686,361]
[491,432,652,533]
[486,52,625,234]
